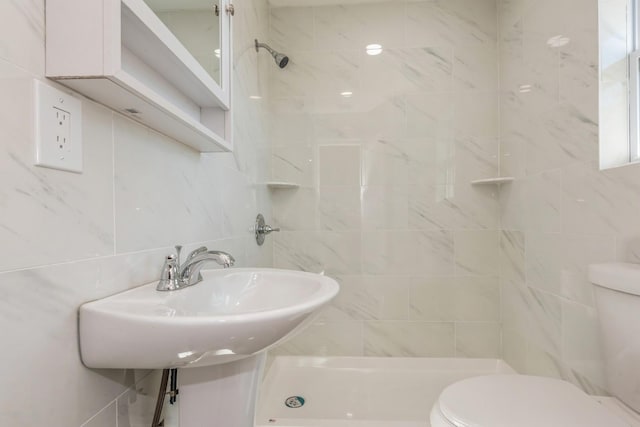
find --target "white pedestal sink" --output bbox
[79,268,339,426]
[177,354,266,427]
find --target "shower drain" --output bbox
[284,396,305,408]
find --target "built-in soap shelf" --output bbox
[470,177,515,185]
[264,181,300,190]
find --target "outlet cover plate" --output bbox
[34,80,82,173]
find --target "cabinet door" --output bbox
[142,0,232,108]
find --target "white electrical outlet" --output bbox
[34,80,82,173]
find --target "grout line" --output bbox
[79,399,116,427]
[111,112,117,257]
[0,237,249,276]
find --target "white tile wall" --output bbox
[269,0,501,359]
[269,0,637,398]
[3,0,629,421]
[497,0,640,394]
[0,0,271,425]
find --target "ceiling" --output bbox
[144,0,213,11]
[145,0,395,11]
[269,0,391,7]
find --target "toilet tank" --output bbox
[589,263,640,412]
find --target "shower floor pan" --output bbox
[255,356,515,427]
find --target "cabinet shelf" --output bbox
[46,0,232,152]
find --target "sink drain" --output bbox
[284,396,305,408]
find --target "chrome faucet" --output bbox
[157,245,235,291]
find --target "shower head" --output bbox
[273,52,289,69]
[255,39,289,69]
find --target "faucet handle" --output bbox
[157,254,179,291]
[255,214,280,246]
[174,245,183,265]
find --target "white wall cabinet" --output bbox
[45,0,233,153]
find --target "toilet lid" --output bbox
[437,375,630,427]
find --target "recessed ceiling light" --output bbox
[366,44,383,56]
[340,91,353,97]
[519,84,532,93]
[546,35,570,48]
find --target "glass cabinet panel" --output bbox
[144,0,223,87]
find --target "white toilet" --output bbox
[430,263,640,427]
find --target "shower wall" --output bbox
[268,0,502,357]
[498,0,640,393]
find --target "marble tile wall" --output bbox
[498,0,640,394]
[268,0,502,358]
[0,0,270,425]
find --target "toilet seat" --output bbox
[430,375,631,427]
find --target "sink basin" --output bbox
[79,268,339,369]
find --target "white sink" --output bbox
[79,268,339,369]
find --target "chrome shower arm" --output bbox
[254,39,290,69]
[255,40,275,55]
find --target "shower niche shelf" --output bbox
[45,0,233,153]
[264,181,300,190]
[470,177,515,186]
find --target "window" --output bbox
[630,0,640,161]
[598,0,640,169]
